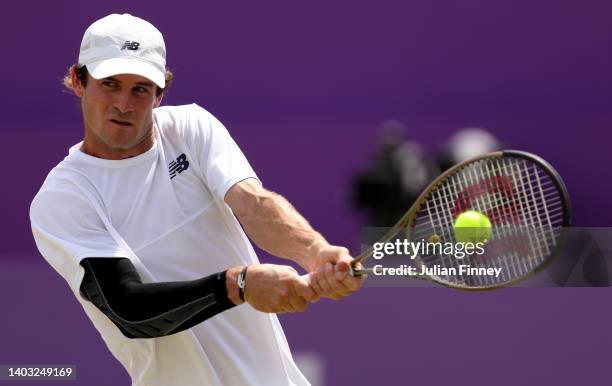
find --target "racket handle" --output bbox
[300,266,369,283]
[351,267,372,276]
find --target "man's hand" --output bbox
[304,245,365,300]
[227,264,319,313]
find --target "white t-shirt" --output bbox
[30,104,310,386]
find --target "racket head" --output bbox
[355,150,571,290]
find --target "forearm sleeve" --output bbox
[79,258,236,339]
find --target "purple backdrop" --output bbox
[1,1,611,385]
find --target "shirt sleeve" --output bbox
[185,104,259,201]
[30,188,129,295]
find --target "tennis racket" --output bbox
[350,150,571,290]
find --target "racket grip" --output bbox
[351,267,372,276]
[300,265,369,283]
[349,258,371,277]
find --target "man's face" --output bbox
[73,70,162,158]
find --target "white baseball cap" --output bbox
[78,14,167,88]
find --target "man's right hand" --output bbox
[227,264,319,313]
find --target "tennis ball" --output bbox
[454,210,492,244]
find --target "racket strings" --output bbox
[474,159,561,280]
[411,156,566,288]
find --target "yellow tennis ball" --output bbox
[454,210,492,244]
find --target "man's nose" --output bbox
[112,90,134,114]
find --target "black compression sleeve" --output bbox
[79,258,236,339]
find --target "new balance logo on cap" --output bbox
[169,153,189,179]
[121,41,140,50]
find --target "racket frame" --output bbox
[351,150,571,290]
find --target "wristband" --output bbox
[237,266,248,302]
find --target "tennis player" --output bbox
[29,13,362,386]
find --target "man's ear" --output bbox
[154,92,164,108]
[71,66,85,98]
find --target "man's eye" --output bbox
[134,87,149,94]
[102,81,118,88]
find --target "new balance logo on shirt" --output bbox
[121,41,140,50]
[169,153,189,179]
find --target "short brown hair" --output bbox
[62,64,173,96]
